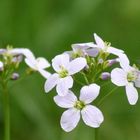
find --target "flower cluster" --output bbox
[1,33,139,133]
[0,46,50,84]
[43,33,140,132]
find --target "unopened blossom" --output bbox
[69,43,99,58]
[101,72,110,80]
[111,54,139,105]
[54,84,104,132]
[45,53,87,96]
[93,33,124,56]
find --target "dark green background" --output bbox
[0,0,140,140]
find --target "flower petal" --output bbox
[107,47,124,56]
[0,61,3,68]
[44,73,59,93]
[38,69,51,79]
[68,57,87,75]
[54,91,77,108]
[118,54,131,72]
[60,108,80,132]
[125,83,138,105]
[94,33,105,49]
[25,58,36,69]
[80,84,100,104]
[56,76,73,96]
[36,57,50,69]
[52,54,70,72]
[81,105,104,128]
[111,68,128,86]
[85,48,99,57]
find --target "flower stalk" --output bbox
[2,81,10,140]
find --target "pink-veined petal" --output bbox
[60,108,80,132]
[81,105,104,128]
[54,91,77,108]
[111,68,128,86]
[44,73,59,93]
[68,57,87,75]
[52,54,70,72]
[56,76,73,96]
[125,83,138,105]
[80,84,100,104]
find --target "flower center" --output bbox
[127,71,137,82]
[58,66,68,78]
[74,101,85,110]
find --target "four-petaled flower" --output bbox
[44,53,87,96]
[54,84,104,132]
[111,54,140,105]
[93,33,124,56]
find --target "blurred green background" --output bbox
[0,0,140,140]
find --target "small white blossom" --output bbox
[44,53,87,96]
[54,84,104,132]
[69,43,99,57]
[111,54,139,105]
[9,48,51,78]
[93,33,124,56]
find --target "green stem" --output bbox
[2,82,10,140]
[95,128,98,140]
[98,87,118,106]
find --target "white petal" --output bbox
[118,54,131,72]
[54,91,77,108]
[56,76,73,96]
[111,68,128,86]
[125,83,138,105]
[25,58,36,70]
[85,48,99,57]
[60,108,80,132]
[44,73,59,93]
[38,69,51,79]
[80,84,100,104]
[68,57,87,75]
[81,105,104,128]
[36,57,50,69]
[52,54,70,72]
[94,33,105,49]
[107,47,124,56]
[0,61,3,68]
[72,42,94,51]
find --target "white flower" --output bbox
[9,48,51,78]
[93,33,124,56]
[54,84,104,132]
[0,61,3,70]
[68,43,99,57]
[111,54,139,105]
[44,53,87,96]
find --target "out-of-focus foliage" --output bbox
[0,0,140,140]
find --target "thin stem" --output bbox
[94,128,98,140]
[98,87,118,106]
[81,72,89,84]
[2,81,10,140]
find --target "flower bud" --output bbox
[12,55,23,63]
[101,72,110,80]
[0,49,6,55]
[107,59,118,67]
[11,73,20,80]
